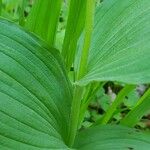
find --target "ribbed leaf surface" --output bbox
[78,0,150,85]
[0,18,72,149]
[74,125,150,150]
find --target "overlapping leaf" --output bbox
[0,18,72,149]
[78,0,150,85]
[74,125,150,150]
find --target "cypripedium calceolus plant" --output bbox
[0,0,150,149]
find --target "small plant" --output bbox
[0,0,150,149]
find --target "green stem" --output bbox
[77,0,95,79]
[100,85,135,125]
[67,0,95,147]
[67,86,83,147]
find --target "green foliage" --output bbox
[121,88,150,127]
[62,0,86,71]
[100,85,135,125]
[26,0,62,46]
[0,0,28,21]
[124,88,139,109]
[74,125,150,150]
[77,0,150,85]
[0,0,150,149]
[0,0,2,15]
[0,19,72,148]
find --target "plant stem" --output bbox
[100,85,135,125]
[77,0,95,79]
[67,0,95,147]
[67,86,83,147]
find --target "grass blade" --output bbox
[99,85,135,125]
[121,88,150,127]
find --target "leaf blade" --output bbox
[74,125,150,150]
[62,0,86,71]
[120,88,150,127]
[0,18,72,149]
[77,0,150,85]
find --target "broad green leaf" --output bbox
[121,88,150,127]
[62,0,86,71]
[74,125,150,150]
[0,18,72,149]
[26,0,62,46]
[77,0,150,85]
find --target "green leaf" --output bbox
[0,18,72,149]
[74,125,150,150]
[25,0,62,46]
[124,88,139,109]
[121,88,150,127]
[77,0,95,80]
[77,0,150,85]
[62,0,86,71]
